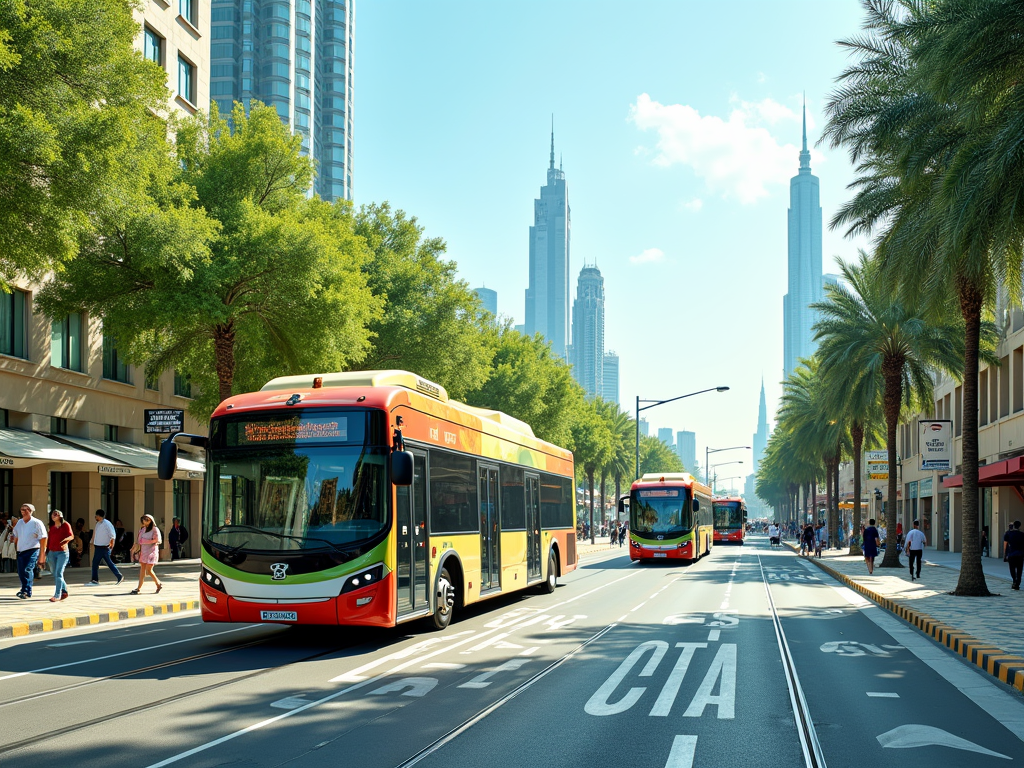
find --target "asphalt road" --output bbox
[2,537,1022,767]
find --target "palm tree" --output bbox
[602,408,635,528]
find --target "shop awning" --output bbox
[50,435,205,479]
[941,456,1024,489]
[0,428,127,471]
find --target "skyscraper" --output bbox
[525,121,571,358]
[570,266,604,398]
[209,0,355,202]
[639,418,649,437]
[473,287,497,317]
[602,351,619,406]
[782,99,823,382]
[658,428,674,449]
[676,430,696,474]
[746,378,771,514]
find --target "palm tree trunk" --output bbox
[880,365,902,568]
[833,457,840,551]
[954,286,991,596]
[850,422,864,556]
[825,463,833,539]
[599,472,607,541]
[614,473,621,527]
[588,469,596,545]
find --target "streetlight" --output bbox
[709,460,743,493]
[714,476,743,494]
[705,445,751,486]
[635,387,729,480]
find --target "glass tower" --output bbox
[209,0,354,202]
[570,265,604,399]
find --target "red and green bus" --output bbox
[627,473,713,562]
[712,496,747,544]
[157,370,578,630]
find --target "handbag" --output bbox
[2,538,15,560]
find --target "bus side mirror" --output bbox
[617,498,625,515]
[692,499,700,512]
[157,439,178,481]
[391,450,413,486]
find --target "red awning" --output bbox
[941,456,1024,488]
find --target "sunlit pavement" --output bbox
[2,537,1022,767]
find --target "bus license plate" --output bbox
[653,553,667,558]
[260,611,298,622]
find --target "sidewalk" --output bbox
[793,544,1024,693]
[0,560,201,639]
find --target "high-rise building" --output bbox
[525,122,570,358]
[602,351,619,406]
[676,430,696,474]
[473,287,497,317]
[658,428,674,449]
[747,378,771,515]
[570,266,604,398]
[639,418,649,437]
[782,100,823,382]
[209,0,355,202]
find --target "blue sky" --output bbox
[355,0,871,480]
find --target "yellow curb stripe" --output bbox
[11,623,29,637]
[986,655,1020,675]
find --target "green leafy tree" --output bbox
[354,203,490,401]
[570,399,614,544]
[38,102,380,414]
[638,435,684,476]
[465,324,583,447]
[0,0,167,286]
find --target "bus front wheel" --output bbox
[541,551,557,594]
[432,566,455,630]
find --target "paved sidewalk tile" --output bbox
[0,562,200,639]
[794,544,1024,693]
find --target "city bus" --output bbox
[157,370,578,630]
[627,473,713,563]
[712,496,747,544]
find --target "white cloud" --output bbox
[629,93,824,204]
[681,198,703,212]
[630,247,665,265]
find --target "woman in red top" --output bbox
[47,510,74,602]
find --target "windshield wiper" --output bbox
[212,524,343,552]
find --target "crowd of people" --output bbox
[0,503,190,601]
[576,520,628,546]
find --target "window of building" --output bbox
[143,26,164,67]
[0,409,8,428]
[296,16,311,33]
[174,371,192,398]
[145,367,160,391]
[102,333,133,384]
[296,54,310,72]
[1014,347,1023,413]
[211,25,235,39]
[51,314,83,371]
[173,479,191,534]
[0,288,26,359]
[211,6,235,21]
[211,81,234,96]
[104,425,119,442]
[178,56,196,105]
[211,64,234,78]
[979,369,989,426]
[1000,355,1010,419]
[0,468,12,518]
[269,23,290,39]
[210,43,235,59]
[100,476,120,524]
[294,111,309,128]
[179,0,197,26]
[50,417,67,435]
[50,471,72,516]
[955,385,963,437]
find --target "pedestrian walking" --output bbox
[46,510,74,602]
[87,509,123,586]
[904,519,926,581]
[0,515,17,573]
[130,514,163,594]
[1003,520,1024,591]
[169,517,189,560]
[981,528,990,558]
[12,503,47,598]
[862,518,880,575]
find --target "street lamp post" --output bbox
[705,445,751,486]
[712,473,744,494]
[635,387,729,481]
[709,460,743,493]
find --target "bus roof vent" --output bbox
[640,472,692,483]
[261,370,449,402]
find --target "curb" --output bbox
[0,599,200,640]
[785,543,1024,693]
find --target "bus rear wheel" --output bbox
[431,566,455,630]
[540,551,557,594]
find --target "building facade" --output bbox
[639,418,649,438]
[209,0,355,202]
[525,125,571,358]
[570,266,604,398]
[657,428,674,449]
[473,287,498,318]
[602,351,619,406]
[0,3,210,557]
[782,103,823,383]
[746,379,770,516]
[676,430,696,474]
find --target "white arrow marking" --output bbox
[270,696,309,710]
[459,658,530,689]
[877,725,1010,759]
[422,662,465,670]
[369,677,438,698]
[665,735,698,768]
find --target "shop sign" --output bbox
[919,477,933,495]
[909,480,918,499]
[186,470,203,479]
[98,465,131,475]
[144,409,185,435]
[0,457,13,467]
[866,450,888,480]
[919,419,952,471]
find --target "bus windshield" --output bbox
[631,487,692,536]
[204,409,388,552]
[713,502,744,530]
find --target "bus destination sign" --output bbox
[637,489,680,498]
[236,417,348,446]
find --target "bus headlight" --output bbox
[202,568,227,594]
[341,564,385,594]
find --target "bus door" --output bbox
[396,451,428,617]
[525,473,542,581]
[478,464,501,592]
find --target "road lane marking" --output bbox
[45,640,97,648]
[707,630,720,642]
[682,644,736,719]
[458,659,530,689]
[0,625,257,682]
[369,677,438,698]
[630,602,647,612]
[585,640,669,716]
[422,663,465,670]
[877,724,1010,759]
[866,692,899,698]
[270,696,310,710]
[334,632,475,681]
[665,735,698,768]
[649,643,706,717]
[519,647,539,656]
